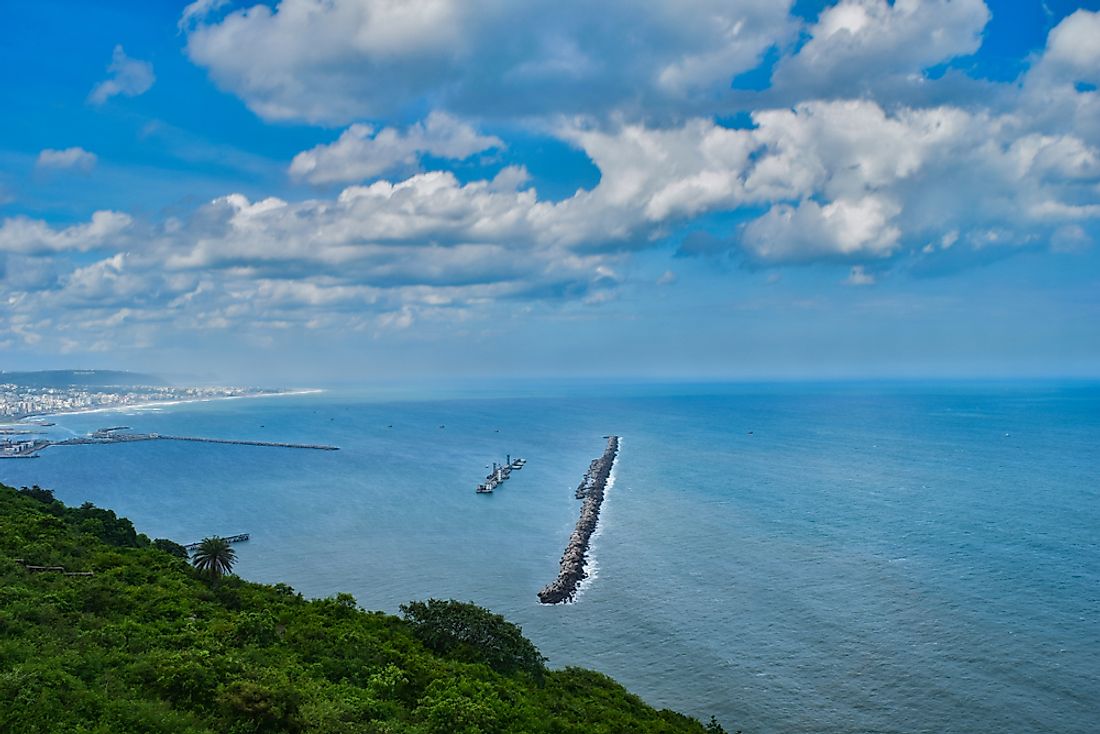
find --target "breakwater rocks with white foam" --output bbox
[538,435,619,604]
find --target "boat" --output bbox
[475,455,526,493]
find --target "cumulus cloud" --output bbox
[290,112,503,184]
[88,45,155,105]
[13,94,1096,310]
[36,147,98,172]
[1018,10,1100,148]
[561,119,756,225]
[744,196,902,262]
[769,0,990,100]
[0,211,133,255]
[568,99,1097,262]
[1038,9,1100,79]
[11,6,1100,355]
[183,0,796,123]
[109,97,1095,284]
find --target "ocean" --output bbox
[3,381,1098,733]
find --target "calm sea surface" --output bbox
[3,382,1098,733]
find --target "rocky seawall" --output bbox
[538,435,620,604]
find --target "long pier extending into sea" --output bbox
[1,426,338,457]
[538,435,619,604]
[183,533,250,551]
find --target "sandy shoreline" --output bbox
[16,388,324,422]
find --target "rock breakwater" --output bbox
[538,435,620,604]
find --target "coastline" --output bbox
[17,388,324,422]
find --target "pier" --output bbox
[0,439,51,458]
[183,533,250,551]
[0,428,341,457]
[538,435,619,604]
[154,435,339,450]
[476,454,527,493]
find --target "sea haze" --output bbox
[4,381,1098,733]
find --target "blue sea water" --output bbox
[3,381,1098,733]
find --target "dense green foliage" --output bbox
[0,482,718,733]
[401,599,546,678]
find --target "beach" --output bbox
[16,388,324,422]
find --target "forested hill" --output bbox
[0,482,724,734]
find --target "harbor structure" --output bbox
[1,427,339,458]
[183,533,250,551]
[538,435,619,604]
[476,454,527,493]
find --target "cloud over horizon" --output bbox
[1,1,1098,374]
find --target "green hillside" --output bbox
[0,482,725,734]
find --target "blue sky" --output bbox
[1,0,1099,383]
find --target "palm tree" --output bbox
[191,536,237,579]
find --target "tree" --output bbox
[705,716,729,734]
[400,599,546,677]
[190,536,237,578]
[153,538,189,560]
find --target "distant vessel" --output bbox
[475,454,526,493]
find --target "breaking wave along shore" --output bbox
[538,435,620,604]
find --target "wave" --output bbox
[570,436,620,603]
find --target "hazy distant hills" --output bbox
[0,370,167,387]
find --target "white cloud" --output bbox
[1039,9,1100,78]
[183,0,795,124]
[157,97,1100,273]
[844,265,876,286]
[744,196,902,262]
[770,0,990,99]
[10,8,1100,356]
[178,0,229,31]
[0,211,133,255]
[36,147,98,172]
[563,119,755,224]
[62,254,153,305]
[290,112,503,184]
[1019,10,1100,148]
[561,96,1099,263]
[88,45,155,105]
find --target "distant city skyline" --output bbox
[2,0,1098,382]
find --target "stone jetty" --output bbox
[538,435,619,604]
[5,430,339,458]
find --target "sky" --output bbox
[1,0,1099,383]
